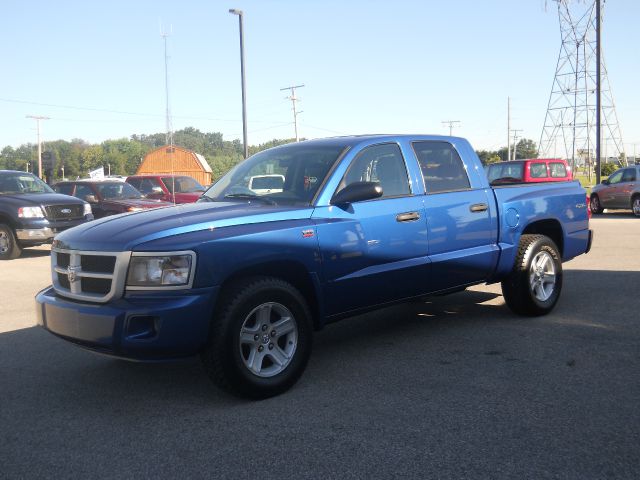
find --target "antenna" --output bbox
[280,84,305,142]
[160,23,176,203]
[539,0,625,178]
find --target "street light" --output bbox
[229,8,248,159]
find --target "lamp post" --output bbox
[229,8,248,159]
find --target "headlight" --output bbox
[126,253,195,288]
[83,203,92,216]
[18,206,45,218]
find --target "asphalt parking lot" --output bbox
[1,213,639,479]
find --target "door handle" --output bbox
[396,211,420,222]
[470,203,488,213]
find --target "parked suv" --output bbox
[53,180,173,219]
[0,170,93,259]
[486,158,572,185]
[590,165,640,217]
[126,175,205,204]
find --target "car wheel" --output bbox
[590,194,603,214]
[501,234,563,317]
[201,276,313,399]
[632,196,640,217]
[0,224,22,260]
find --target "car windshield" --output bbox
[486,162,524,184]
[0,172,55,195]
[202,143,347,206]
[95,182,144,200]
[161,176,205,194]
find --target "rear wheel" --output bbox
[501,234,562,316]
[0,224,21,260]
[590,194,603,214]
[632,196,640,217]
[201,276,313,399]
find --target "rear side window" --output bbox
[549,163,567,178]
[340,143,411,198]
[529,163,548,178]
[412,141,470,193]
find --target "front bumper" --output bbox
[17,216,92,245]
[16,227,54,241]
[35,285,218,360]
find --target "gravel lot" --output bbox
[1,213,639,479]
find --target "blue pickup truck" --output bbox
[36,135,592,398]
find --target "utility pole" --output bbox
[26,115,50,179]
[442,120,460,136]
[595,0,602,185]
[511,129,523,161]
[161,25,173,148]
[280,84,305,142]
[507,97,511,162]
[229,9,248,158]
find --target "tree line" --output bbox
[0,127,294,182]
[0,128,541,183]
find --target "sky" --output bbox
[1,0,639,153]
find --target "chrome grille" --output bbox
[51,248,131,303]
[44,204,84,220]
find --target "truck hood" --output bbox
[0,193,86,207]
[53,201,314,251]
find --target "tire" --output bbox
[631,196,640,218]
[201,276,313,399]
[590,194,603,214]
[501,234,563,317]
[0,224,22,260]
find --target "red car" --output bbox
[126,174,205,204]
[53,180,173,218]
[486,158,572,185]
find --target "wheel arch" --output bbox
[521,219,564,257]
[0,213,17,229]
[217,260,323,330]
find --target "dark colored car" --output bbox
[53,180,173,218]
[126,175,205,204]
[0,170,93,260]
[590,165,640,217]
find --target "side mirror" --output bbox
[601,179,610,185]
[84,194,98,203]
[331,181,383,206]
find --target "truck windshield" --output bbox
[96,182,144,200]
[0,172,55,195]
[202,144,347,205]
[161,176,205,194]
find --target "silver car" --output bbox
[590,165,640,217]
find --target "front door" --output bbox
[313,143,429,316]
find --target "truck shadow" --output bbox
[1,269,637,409]
[17,246,51,258]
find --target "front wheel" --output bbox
[0,224,22,260]
[201,276,313,399]
[501,234,563,316]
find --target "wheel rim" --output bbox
[633,198,640,216]
[0,231,9,254]
[591,196,600,211]
[529,251,556,302]
[238,302,298,378]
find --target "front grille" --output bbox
[44,204,84,220]
[51,248,130,303]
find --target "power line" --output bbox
[280,84,305,142]
[442,120,460,136]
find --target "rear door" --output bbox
[618,168,638,208]
[314,143,429,316]
[412,141,498,290]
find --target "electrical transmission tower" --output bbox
[539,0,625,175]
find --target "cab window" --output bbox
[530,163,548,178]
[412,141,471,193]
[549,162,567,178]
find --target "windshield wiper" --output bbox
[223,193,277,205]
